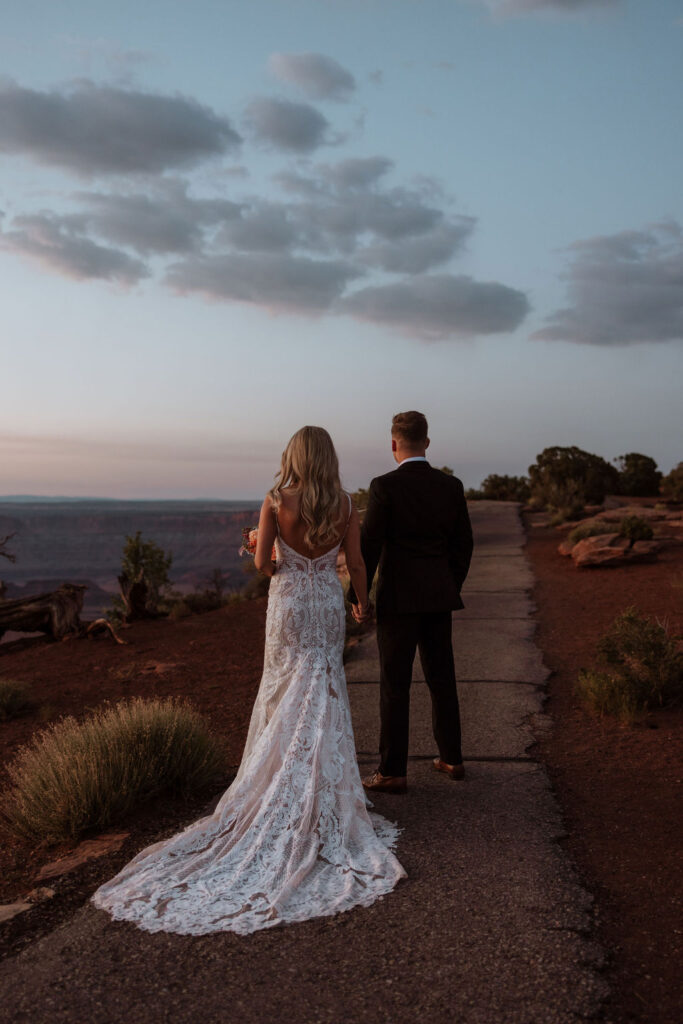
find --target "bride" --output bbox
[90,425,406,935]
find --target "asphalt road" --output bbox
[0,502,608,1024]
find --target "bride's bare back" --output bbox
[255,487,368,611]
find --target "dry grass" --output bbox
[0,696,226,843]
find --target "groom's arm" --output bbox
[360,477,389,595]
[449,481,474,591]
[347,477,388,604]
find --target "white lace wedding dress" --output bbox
[90,494,406,935]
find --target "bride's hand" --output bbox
[352,601,373,624]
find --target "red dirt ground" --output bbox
[525,510,683,1024]
[0,598,268,956]
[1,516,682,1024]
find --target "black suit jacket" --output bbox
[349,461,474,616]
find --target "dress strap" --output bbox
[272,496,281,535]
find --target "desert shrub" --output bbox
[576,669,643,722]
[167,599,192,621]
[479,474,530,502]
[546,478,587,524]
[576,607,683,721]
[0,531,16,564]
[205,568,229,602]
[122,531,172,602]
[568,516,654,546]
[464,488,485,500]
[618,516,654,543]
[529,446,619,517]
[661,463,683,502]
[350,487,369,512]
[0,696,226,842]
[181,591,225,614]
[0,679,32,721]
[614,453,662,497]
[439,466,454,476]
[567,520,613,545]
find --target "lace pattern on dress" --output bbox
[90,491,406,935]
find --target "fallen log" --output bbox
[0,583,86,641]
[82,618,129,645]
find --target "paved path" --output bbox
[0,503,607,1024]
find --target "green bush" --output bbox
[576,607,683,721]
[614,453,662,497]
[618,516,654,543]
[0,696,226,842]
[567,520,613,545]
[661,463,683,502]
[529,446,619,517]
[479,474,531,502]
[0,679,32,721]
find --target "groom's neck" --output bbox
[394,446,427,464]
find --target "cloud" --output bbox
[477,0,618,13]
[166,251,361,314]
[340,274,530,339]
[321,156,393,190]
[218,201,298,253]
[532,221,683,346]
[268,53,356,101]
[0,79,241,175]
[358,219,476,273]
[75,181,241,254]
[244,96,333,152]
[0,211,148,283]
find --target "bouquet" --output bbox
[240,526,276,562]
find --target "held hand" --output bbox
[351,601,374,624]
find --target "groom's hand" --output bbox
[352,601,374,624]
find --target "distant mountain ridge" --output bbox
[0,499,261,616]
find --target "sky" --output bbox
[1,0,682,499]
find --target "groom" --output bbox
[350,411,473,794]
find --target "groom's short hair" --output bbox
[391,411,428,445]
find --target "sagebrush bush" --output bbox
[576,669,641,721]
[567,520,613,545]
[0,678,32,721]
[576,607,683,721]
[567,516,654,547]
[618,516,654,543]
[0,696,226,842]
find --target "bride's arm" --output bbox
[342,504,369,614]
[254,495,277,576]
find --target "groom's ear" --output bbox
[391,438,397,453]
[425,437,430,450]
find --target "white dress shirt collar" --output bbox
[398,456,428,466]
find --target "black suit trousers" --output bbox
[376,610,462,777]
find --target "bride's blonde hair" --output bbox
[269,426,344,549]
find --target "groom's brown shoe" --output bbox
[362,770,407,794]
[432,758,466,781]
